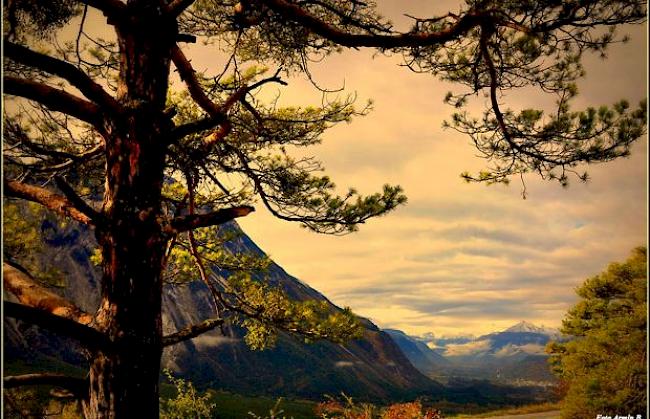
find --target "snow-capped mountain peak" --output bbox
[505,321,559,337]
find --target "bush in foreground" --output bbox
[316,395,443,419]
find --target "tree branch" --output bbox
[170,115,223,140]
[4,179,96,226]
[54,176,103,224]
[169,206,255,233]
[171,45,227,118]
[227,145,396,232]
[27,144,104,173]
[185,172,224,315]
[478,26,565,166]
[4,301,109,350]
[5,121,104,162]
[3,261,93,325]
[3,121,104,172]
[170,69,285,141]
[171,45,248,120]
[4,40,122,116]
[162,317,225,347]
[77,0,126,22]
[256,0,486,48]
[4,77,101,126]
[166,0,196,17]
[3,374,87,398]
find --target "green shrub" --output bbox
[159,370,215,419]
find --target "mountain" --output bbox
[3,219,437,401]
[385,323,563,385]
[505,321,562,339]
[383,329,448,375]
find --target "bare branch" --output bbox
[171,45,227,118]
[185,172,223,314]
[5,121,104,164]
[4,40,122,115]
[162,317,225,347]
[166,0,196,17]
[169,205,255,233]
[3,261,93,325]
[54,176,103,223]
[170,70,285,141]
[171,45,248,120]
[255,0,486,48]
[170,115,223,140]
[177,33,197,43]
[77,0,126,22]
[28,144,104,173]
[3,374,87,398]
[4,301,109,350]
[4,77,101,126]
[4,179,96,226]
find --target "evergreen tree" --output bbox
[548,247,647,418]
[2,0,647,417]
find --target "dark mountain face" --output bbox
[4,220,436,401]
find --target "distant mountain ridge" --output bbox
[385,322,563,385]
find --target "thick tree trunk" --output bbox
[84,218,166,418]
[85,162,167,418]
[83,4,177,417]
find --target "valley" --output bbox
[4,218,563,415]
[384,321,561,388]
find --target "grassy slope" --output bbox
[209,391,316,419]
[159,381,317,419]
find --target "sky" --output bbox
[57,2,648,338]
[233,3,648,337]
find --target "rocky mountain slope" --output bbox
[4,219,436,401]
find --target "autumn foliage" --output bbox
[316,397,443,419]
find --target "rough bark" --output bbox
[81,5,178,418]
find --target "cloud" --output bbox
[235,14,647,338]
[444,340,493,356]
[493,344,546,358]
[191,335,239,350]
[432,225,566,251]
[334,361,356,368]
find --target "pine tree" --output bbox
[2,0,647,417]
[548,247,647,418]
